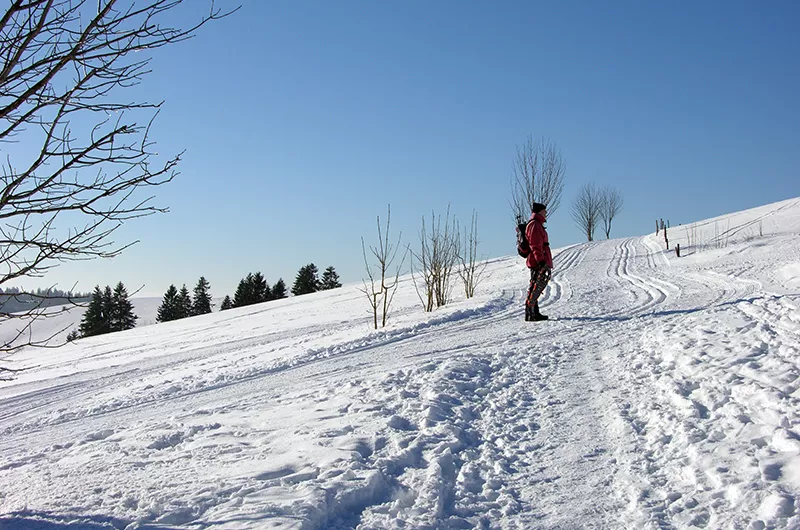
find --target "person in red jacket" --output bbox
[525,202,553,321]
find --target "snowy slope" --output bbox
[1,198,799,529]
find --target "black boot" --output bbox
[532,303,549,321]
[525,305,533,321]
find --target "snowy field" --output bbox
[1,198,799,529]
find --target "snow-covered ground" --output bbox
[1,198,799,529]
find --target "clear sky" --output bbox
[35,0,800,299]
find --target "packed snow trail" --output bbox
[1,199,799,529]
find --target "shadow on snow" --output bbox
[0,511,174,529]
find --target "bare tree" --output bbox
[411,206,459,312]
[600,186,624,239]
[510,136,566,221]
[0,1,234,359]
[572,183,602,242]
[360,205,406,329]
[457,210,486,299]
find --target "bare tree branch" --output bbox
[0,0,237,361]
[600,186,623,239]
[359,237,380,330]
[510,136,566,221]
[572,182,602,242]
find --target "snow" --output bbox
[1,197,800,529]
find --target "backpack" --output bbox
[516,217,532,258]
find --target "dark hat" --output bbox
[531,202,546,214]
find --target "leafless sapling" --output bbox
[457,210,486,299]
[360,205,406,329]
[411,206,459,312]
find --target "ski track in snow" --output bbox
[1,199,800,529]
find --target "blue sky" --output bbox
[37,0,800,299]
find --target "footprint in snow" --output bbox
[255,466,295,481]
[388,415,416,431]
[81,429,115,443]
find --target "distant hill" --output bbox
[0,296,226,349]
[0,293,91,315]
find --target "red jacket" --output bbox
[526,213,553,269]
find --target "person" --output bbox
[525,202,553,321]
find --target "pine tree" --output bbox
[264,282,273,301]
[101,285,113,335]
[252,272,269,303]
[320,266,342,290]
[157,285,180,323]
[233,273,254,307]
[220,295,233,311]
[191,276,213,315]
[271,278,287,299]
[292,264,320,296]
[110,282,137,331]
[177,284,192,319]
[79,286,105,337]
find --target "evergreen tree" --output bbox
[220,295,233,311]
[291,263,320,296]
[271,278,287,300]
[110,282,137,331]
[177,284,192,319]
[233,273,254,307]
[101,285,113,335]
[252,272,270,303]
[157,284,180,323]
[79,286,105,337]
[320,266,342,290]
[66,329,80,342]
[191,276,213,315]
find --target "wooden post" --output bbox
[664,224,669,249]
[676,243,680,257]
[656,220,659,235]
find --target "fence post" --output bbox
[676,243,680,257]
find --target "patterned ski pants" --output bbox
[526,266,552,309]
